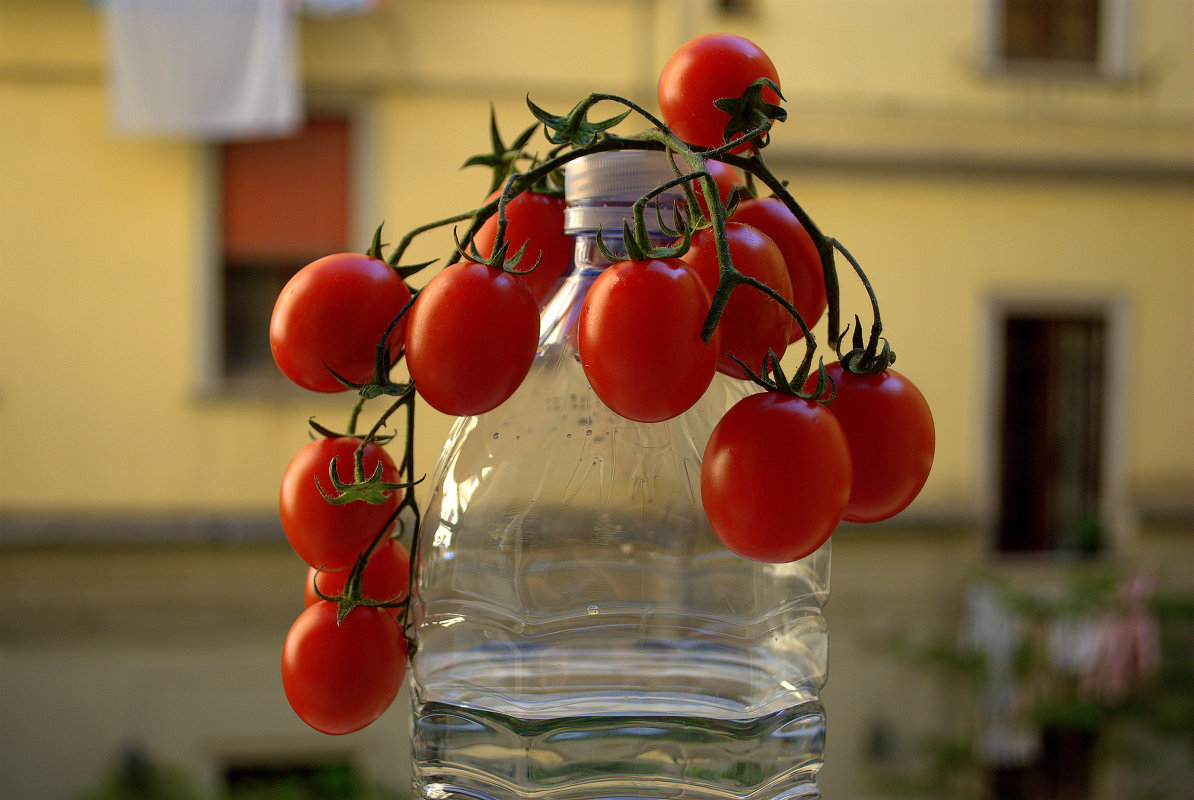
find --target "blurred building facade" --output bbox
[1,1,1191,798]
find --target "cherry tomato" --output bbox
[658,33,782,153]
[280,436,400,571]
[701,391,851,562]
[683,222,793,379]
[472,191,571,304]
[810,362,934,523]
[405,261,541,416]
[281,601,408,735]
[732,197,827,341]
[270,253,412,392]
[305,538,410,617]
[579,258,720,423]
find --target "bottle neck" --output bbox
[567,228,674,273]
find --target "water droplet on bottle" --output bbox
[587,605,599,615]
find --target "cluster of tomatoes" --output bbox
[267,32,934,736]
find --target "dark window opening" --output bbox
[219,114,352,382]
[998,0,1102,66]
[996,313,1106,554]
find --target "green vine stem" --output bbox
[831,237,896,374]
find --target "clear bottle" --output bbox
[410,150,830,800]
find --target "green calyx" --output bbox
[713,77,787,150]
[462,104,542,196]
[317,455,413,506]
[527,94,631,148]
[734,349,835,404]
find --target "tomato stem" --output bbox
[831,237,895,373]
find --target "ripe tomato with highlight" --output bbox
[579,257,720,422]
[810,362,935,523]
[281,601,408,735]
[405,261,541,416]
[280,436,400,571]
[270,253,411,392]
[658,33,782,153]
[701,391,851,563]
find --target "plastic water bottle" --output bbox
[410,149,830,800]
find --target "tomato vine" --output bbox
[270,32,934,736]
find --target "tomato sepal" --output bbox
[836,315,898,377]
[316,455,415,506]
[711,77,787,152]
[526,94,631,147]
[462,105,543,195]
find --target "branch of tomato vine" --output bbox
[323,88,889,645]
[716,149,844,350]
[530,91,787,345]
[830,237,896,374]
[313,388,422,649]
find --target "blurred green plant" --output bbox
[866,568,1194,799]
[78,748,197,800]
[224,762,404,800]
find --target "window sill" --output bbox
[978,57,1139,87]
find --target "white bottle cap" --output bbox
[563,150,689,233]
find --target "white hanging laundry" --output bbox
[300,0,380,16]
[104,0,302,139]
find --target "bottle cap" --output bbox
[564,150,688,233]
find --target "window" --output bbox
[1002,0,1101,64]
[218,113,353,383]
[983,0,1133,79]
[994,312,1108,554]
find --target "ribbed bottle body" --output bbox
[410,152,829,800]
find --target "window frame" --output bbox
[980,0,1135,81]
[196,97,378,396]
[979,292,1131,558]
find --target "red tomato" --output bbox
[405,261,541,416]
[305,538,410,617]
[579,258,720,422]
[280,437,400,571]
[810,362,935,523]
[701,392,851,562]
[270,253,412,392]
[281,601,408,735]
[683,222,793,379]
[732,197,826,341]
[472,191,571,304]
[658,33,782,152]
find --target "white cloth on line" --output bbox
[104,0,301,140]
